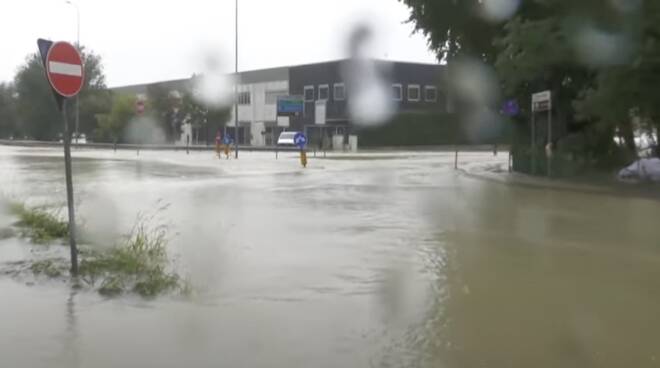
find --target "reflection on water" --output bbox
[0,147,659,367]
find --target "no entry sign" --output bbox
[36,38,84,275]
[45,41,84,98]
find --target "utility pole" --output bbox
[234,0,239,158]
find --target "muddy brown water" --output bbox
[1,146,659,367]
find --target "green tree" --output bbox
[14,54,61,140]
[0,83,18,138]
[399,0,503,62]
[401,0,658,171]
[94,94,135,143]
[78,48,112,137]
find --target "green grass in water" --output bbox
[10,203,68,243]
[79,222,183,298]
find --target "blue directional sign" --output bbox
[502,99,520,117]
[293,133,307,149]
[223,135,233,145]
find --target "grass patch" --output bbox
[78,218,186,298]
[9,203,68,243]
[7,203,188,298]
[30,259,67,278]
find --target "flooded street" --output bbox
[1,146,660,367]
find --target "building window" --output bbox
[304,86,315,102]
[408,85,420,102]
[318,84,329,101]
[334,83,345,101]
[392,84,402,101]
[425,86,438,102]
[238,91,251,105]
[266,90,287,105]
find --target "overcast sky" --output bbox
[1,0,438,87]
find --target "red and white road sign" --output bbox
[45,42,84,98]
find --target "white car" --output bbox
[277,131,301,146]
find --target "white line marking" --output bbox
[49,61,82,77]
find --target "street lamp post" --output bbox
[65,0,80,144]
[234,0,239,158]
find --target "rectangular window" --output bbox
[334,83,345,101]
[304,86,315,102]
[266,90,287,105]
[392,84,402,101]
[408,85,420,102]
[318,84,329,101]
[425,86,438,102]
[237,91,251,105]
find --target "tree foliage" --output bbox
[94,94,135,143]
[401,0,660,169]
[0,83,18,138]
[399,0,502,62]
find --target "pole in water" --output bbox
[62,100,79,276]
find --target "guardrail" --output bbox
[0,140,300,153]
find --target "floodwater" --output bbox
[1,146,659,368]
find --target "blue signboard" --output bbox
[293,133,307,149]
[501,99,520,117]
[223,135,233,145]
[277,96,304,117]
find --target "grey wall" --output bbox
[289,60,447,132]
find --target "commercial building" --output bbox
[111,59,447,147]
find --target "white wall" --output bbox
[228,80,290,146]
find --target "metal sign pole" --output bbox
[531,110,536,176]
[547,108,552,178]
[62,100,79,276]
[234,0,239,159]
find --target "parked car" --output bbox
[277,131,301,146]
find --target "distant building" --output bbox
[110,59,447,147]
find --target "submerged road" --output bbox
[1,146,659,368]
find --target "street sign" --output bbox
[45,41,84,98]
[294,132,307,149]
[531,90,551,112]
[277,96,304,117]
[36,39,83,276]
[502,99,520,117]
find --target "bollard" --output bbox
[454,147,458,169]
[300,149,307,168]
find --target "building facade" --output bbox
[111,59,447,147]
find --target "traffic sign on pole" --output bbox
[37,39,84,276]
[294,132,307,149]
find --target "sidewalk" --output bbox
[460,160,660,200]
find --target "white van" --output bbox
[277,131,301,146]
